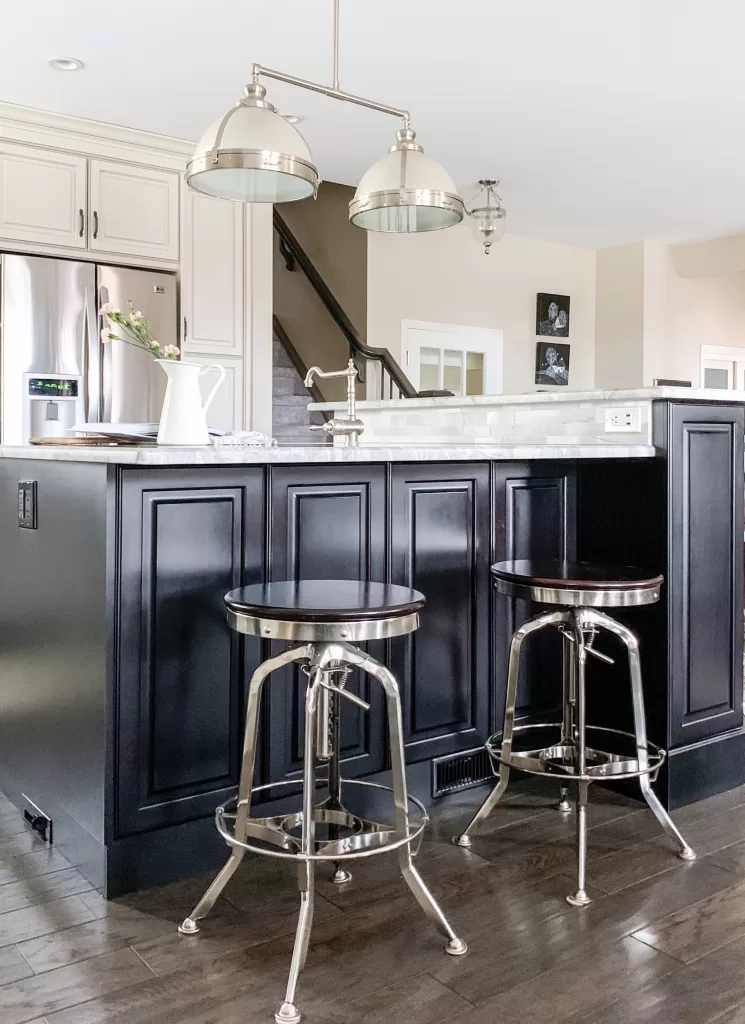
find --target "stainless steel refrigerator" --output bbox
[0,254,178,444]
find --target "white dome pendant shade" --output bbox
[349,127,464,232]
[185,82,320,203]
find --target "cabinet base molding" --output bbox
[662,727,745,810]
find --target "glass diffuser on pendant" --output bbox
[466,179,506,254]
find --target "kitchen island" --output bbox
[0,391,742,896]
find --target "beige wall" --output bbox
[274,181,365,403]
[594,243,645,389]
[593,235,745,388]
[367,219,596,394]
[276,182,366,339]
[666,269,745,385]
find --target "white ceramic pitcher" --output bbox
[156,360,226,446]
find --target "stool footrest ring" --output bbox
[215,778,429,862]
[486,722,665,782]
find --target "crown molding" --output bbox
[0,101,194,170]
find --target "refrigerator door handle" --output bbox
[83,281,101,422]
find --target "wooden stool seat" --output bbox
[225,580,425,622]
[491,559,663,607]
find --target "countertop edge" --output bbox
[0,444,658,465]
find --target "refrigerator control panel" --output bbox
[28,378,79,398]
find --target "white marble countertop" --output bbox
[310,386,745,411]
[0,443,657,465]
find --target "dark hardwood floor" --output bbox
[4,779,745,1023]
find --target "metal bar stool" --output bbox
[179,580,467,1024]
[453,559,696,908]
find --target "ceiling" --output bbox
[1,0,744,249]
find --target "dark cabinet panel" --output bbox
[390,464,490,762]
[116,468,264,836]
[665,405,744,746]
[267,466,387,782]
[493,464,576,726]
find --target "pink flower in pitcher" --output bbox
[162,344,180,358]
[99,302,115,315]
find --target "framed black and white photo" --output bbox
[535,342,570,386]
[536,293,570,337]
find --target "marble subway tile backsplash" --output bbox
[357,398,652,447]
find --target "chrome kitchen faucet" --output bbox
[304,359,364,447]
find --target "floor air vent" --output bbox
[432,747,493,797]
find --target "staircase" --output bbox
[272,336,328,445]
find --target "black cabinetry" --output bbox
[389,464,491,761]
[266,465,387,781]
[662,403,744,747]
[115,468,264,836]
[492,464,576,728]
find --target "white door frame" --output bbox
[401,319,503,395]
[700,344,745,391]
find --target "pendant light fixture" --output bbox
[186,82,320,203]
[349,126,463,233]
[186,0,463,233]
[465,179,507,254]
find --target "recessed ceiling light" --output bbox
[279,113,305,125]
[48,57,84,72]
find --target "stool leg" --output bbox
[454,609,571,847]
[276,661,322,1024]
[558,630,576,814]
[327,684,353,885]
[586,610,696,863]
[179,644,313,937]
[567,617,592,907]
[339,645,467,957]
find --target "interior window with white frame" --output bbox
[402,320,503,396]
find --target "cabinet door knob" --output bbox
[93,210,99,240]
[78,209,84,238]
[183,317,188,341]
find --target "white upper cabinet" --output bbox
[0,143,87,248]
[89,159,179,261]
[181,190,244,356]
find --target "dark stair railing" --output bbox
[274,210,451,401]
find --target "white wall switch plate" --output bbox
[604,406,642,432]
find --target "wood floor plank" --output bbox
[704,837,745,877]
[0,948,154,1024]
[651,803,745,859]
[0,869,94,916]
[0,833,46,859]
[0,946,34,986]
[463,935,680,1024]
[133,893,341,977]
[79,873,240,926]
[431,873,605,1005]
[0,849,73,888]
[586,838,687,894]
[41,942,296,1024]
[2,782,745,1024]
[341,971,473,1024]
[16,905,176,974]
[0,896,96,949]
[316,837,492,912]
[631,877,745,964]
[572,930,745,1024]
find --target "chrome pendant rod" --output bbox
[332,0,340,90]
[251,62,410,125]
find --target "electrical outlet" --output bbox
[604,407,642,433]
[17,481,37,529]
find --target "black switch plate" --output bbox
[18,481,37,529]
